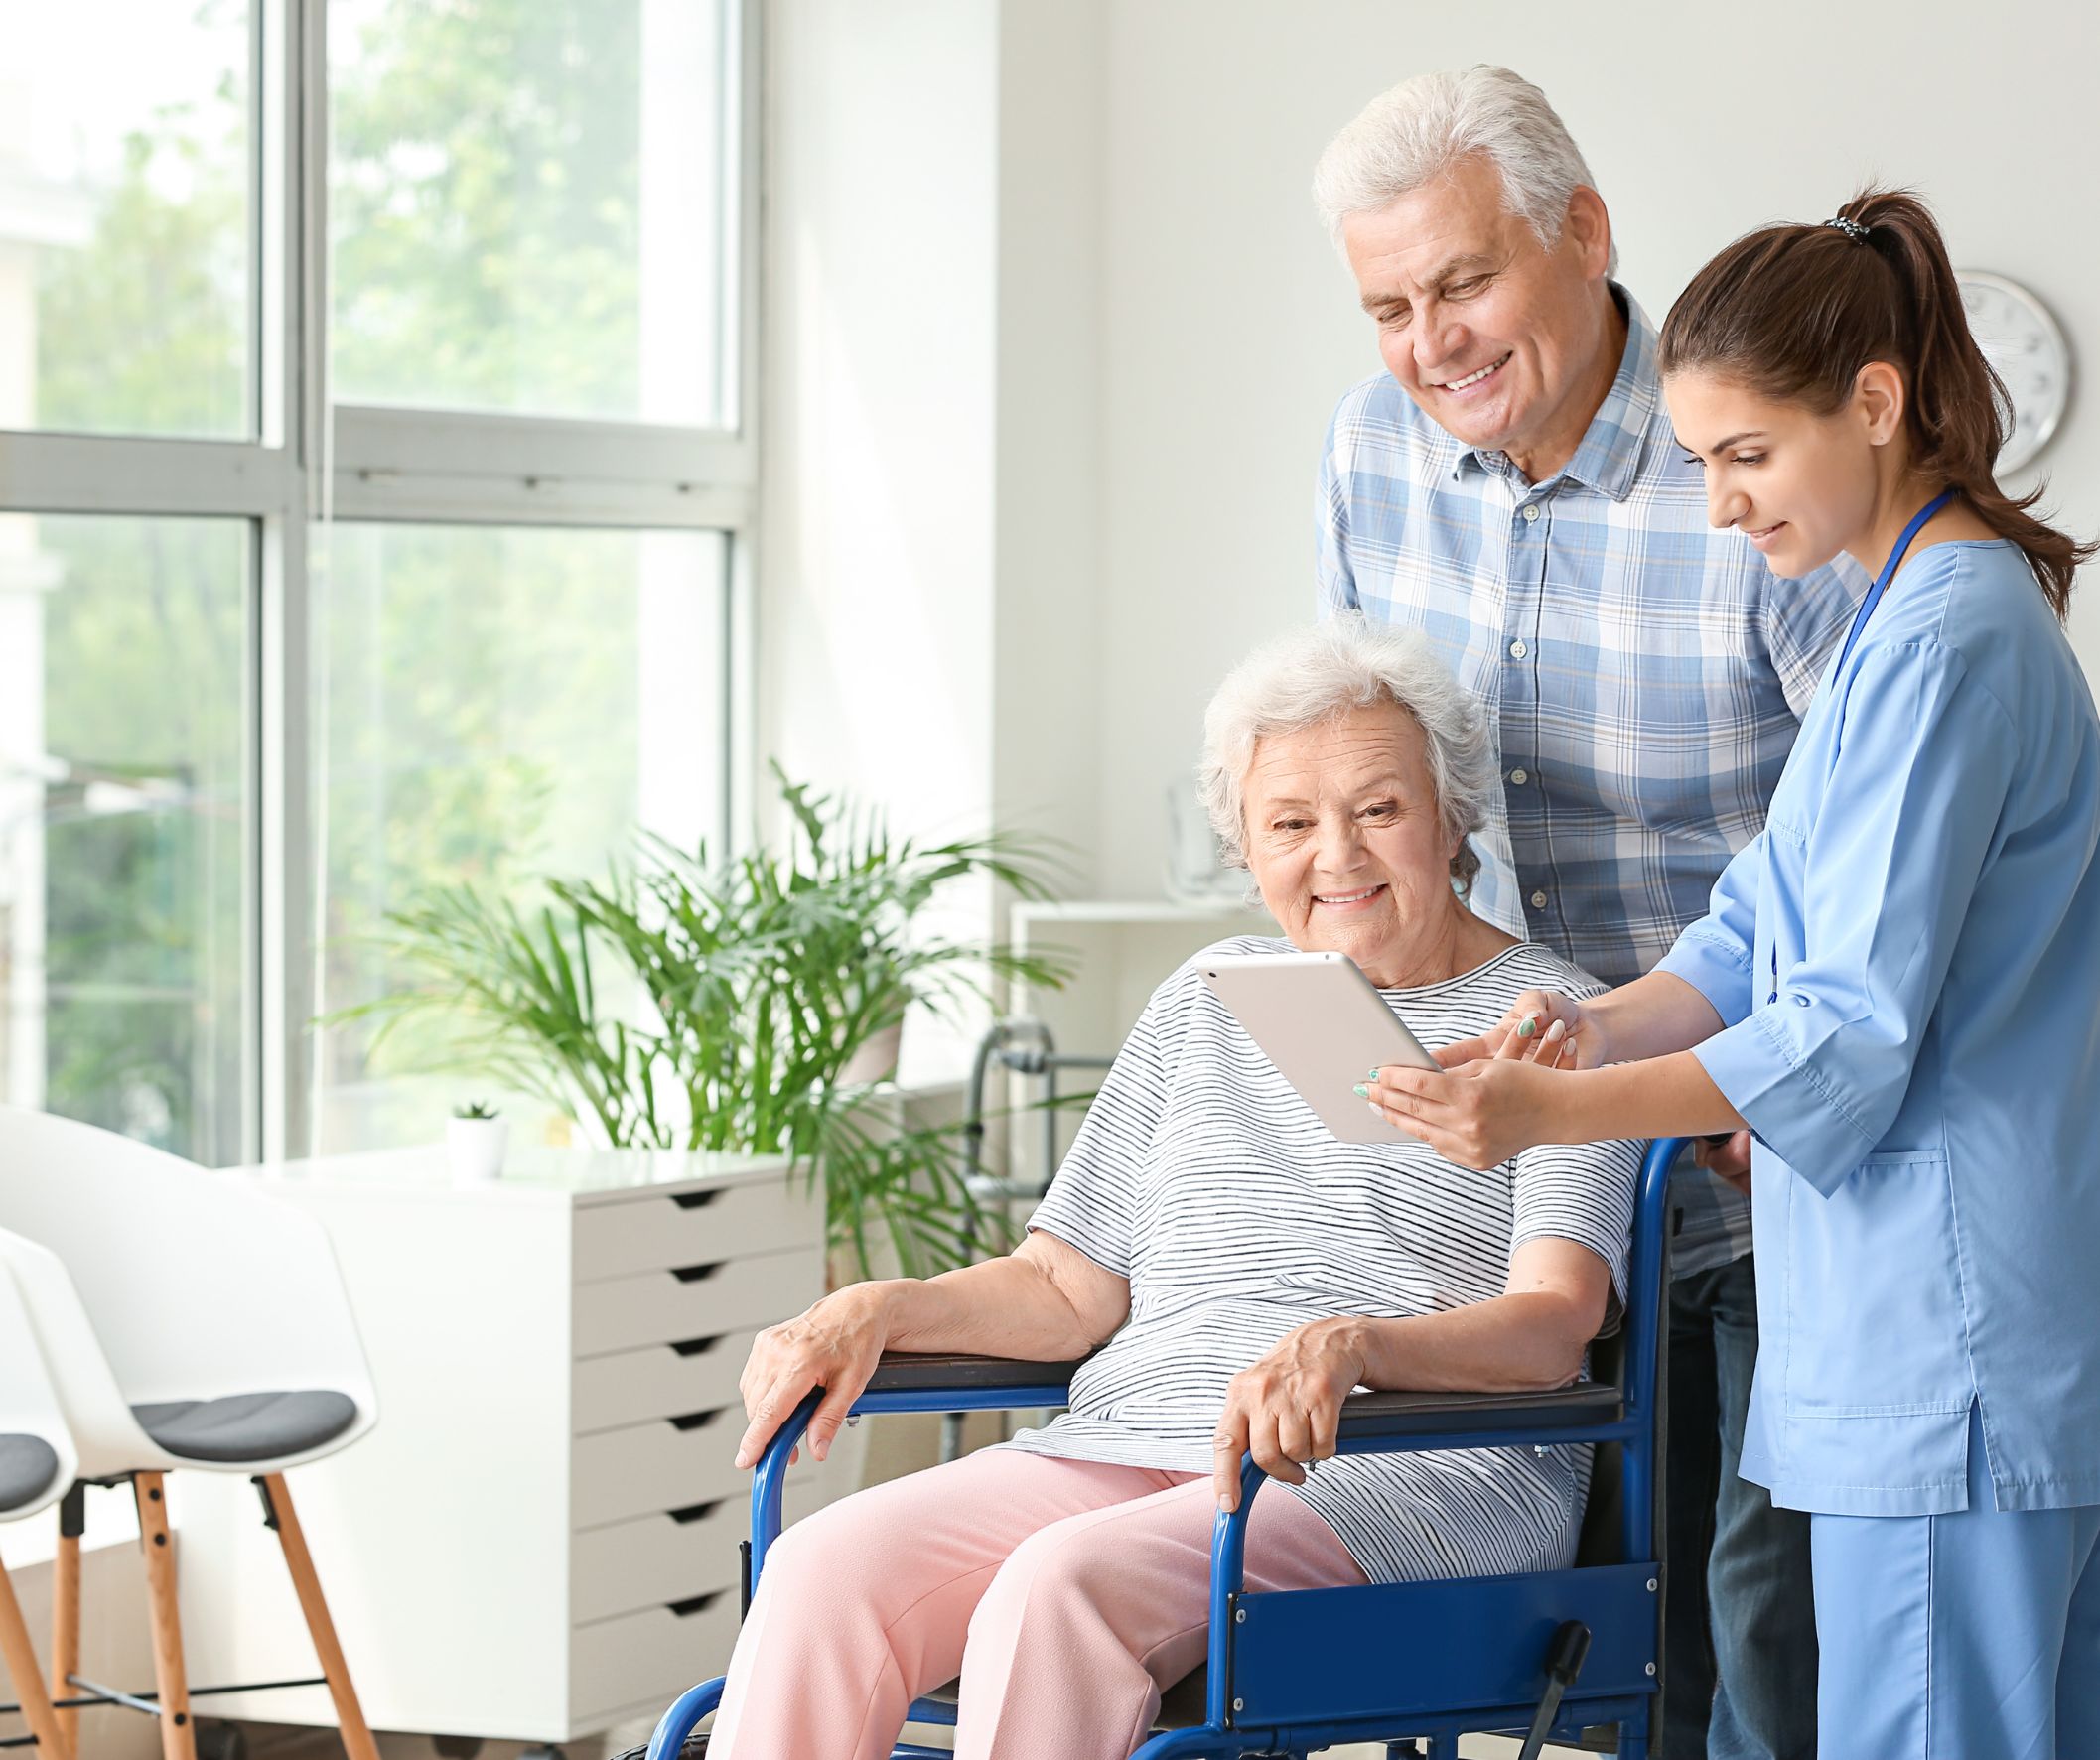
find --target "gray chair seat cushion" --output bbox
[132,1390,357,1465]
[0,1433,62,1514]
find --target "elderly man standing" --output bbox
[1309,67,1859,1760]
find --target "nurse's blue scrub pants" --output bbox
[1809,1407,2100,1759]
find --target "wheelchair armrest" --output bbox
[1332,1380,1621,1444]
[853,1350,1087,1405]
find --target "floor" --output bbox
[230,1716,1595,1760]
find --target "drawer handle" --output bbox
[668,1501,723,1524]
[671,1263,726,1284]
[669,1410,725,1432]
[670,1335,724,1357]
[671,1190,725,1211]
[668,1591,724,1618]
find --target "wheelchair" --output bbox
[639,1137,1680,1760]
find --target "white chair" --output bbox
[0,1107,380,1760]
[0,1254,77,1760]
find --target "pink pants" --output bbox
[707,1447,1366,1760]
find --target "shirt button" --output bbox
[1530,890,1549,909]
[1509,768,1528,785]
[1508,638,1528,659]
[1522,503,1540,523]
[1793,992,1813,1008]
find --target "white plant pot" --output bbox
[447,1117,509,1184]
[839,1020,905,1087]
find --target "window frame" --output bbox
[0,0,761,1162]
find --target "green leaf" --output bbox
[321,764,1073,1274]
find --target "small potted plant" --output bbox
[446,1101,508,1184]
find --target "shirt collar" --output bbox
[1447,284,1658,504]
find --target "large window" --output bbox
[0,514,251,1162]
[0,0,756,1162]
[329,0,736,426]
[0,6,254,440]
[315,523,727,1151]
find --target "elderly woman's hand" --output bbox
[1433,988,1605,1071]
[1364,1057,1570,1171]
[734,1284,895,1471]
[1212,1318,1368,1511]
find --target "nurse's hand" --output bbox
[1434,989,1604,1071]
[1366,1057,1565,1170]
[1697,1130,1753,1195]
[1212,1317,1367,1512]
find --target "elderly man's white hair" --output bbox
[1312,65,1616,277]
[1198,615,1497,892]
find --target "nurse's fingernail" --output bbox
[1544,1019,1566,1043]
[1352,1083,1369,1097]
[1366,1067,1381,1079]
[1517,1016,1537,1039]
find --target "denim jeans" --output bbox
[1660,1254,1818,1760]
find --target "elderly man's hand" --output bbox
[1697,1129,1753,1195]
[1365,1056,1567,1170]
[734,1285,893,1471]
[1212,1318,1367,1511]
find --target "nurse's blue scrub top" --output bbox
[1657,539,2100,1518]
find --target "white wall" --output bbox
[761,0,1108,871]
[759,0,1000,842]
[989,0,1107,880]
[762,0,2100,908]
[760,0,1110,1076]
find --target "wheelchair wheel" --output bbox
[607,1738,708,1760]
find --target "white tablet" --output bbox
[1197,950,1439,1146]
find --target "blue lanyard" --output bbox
[1832,489,1954,678]
[1766,489,1955,1009]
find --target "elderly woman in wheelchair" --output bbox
[707,617,1642,1760]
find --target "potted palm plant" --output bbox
[333,767,1072,1280]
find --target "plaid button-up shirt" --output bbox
[1317,288,1865,1275]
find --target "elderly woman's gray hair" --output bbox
[1198,616,1496,890]
[1311,65,1616,277]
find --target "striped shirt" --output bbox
[1315,286,1865,1277]
[1003,936,1641,1585]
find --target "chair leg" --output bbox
[259,1474,380,1760]
[49,1487,81,1756]
[0,1557,72,1760]
[134,1473,197,1760]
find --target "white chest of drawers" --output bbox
[174,1147,827,1744]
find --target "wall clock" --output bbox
[1956,270,2071,474]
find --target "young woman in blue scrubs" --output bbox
[1366,188,2100,1758]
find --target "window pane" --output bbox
[0,514,252,1162]
[329,0,735,427]
[314,522,727,1152]
[0,3,254,439]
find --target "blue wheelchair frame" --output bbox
[646,1138,1681,1760]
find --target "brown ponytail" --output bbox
[1659,188,2092,617]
